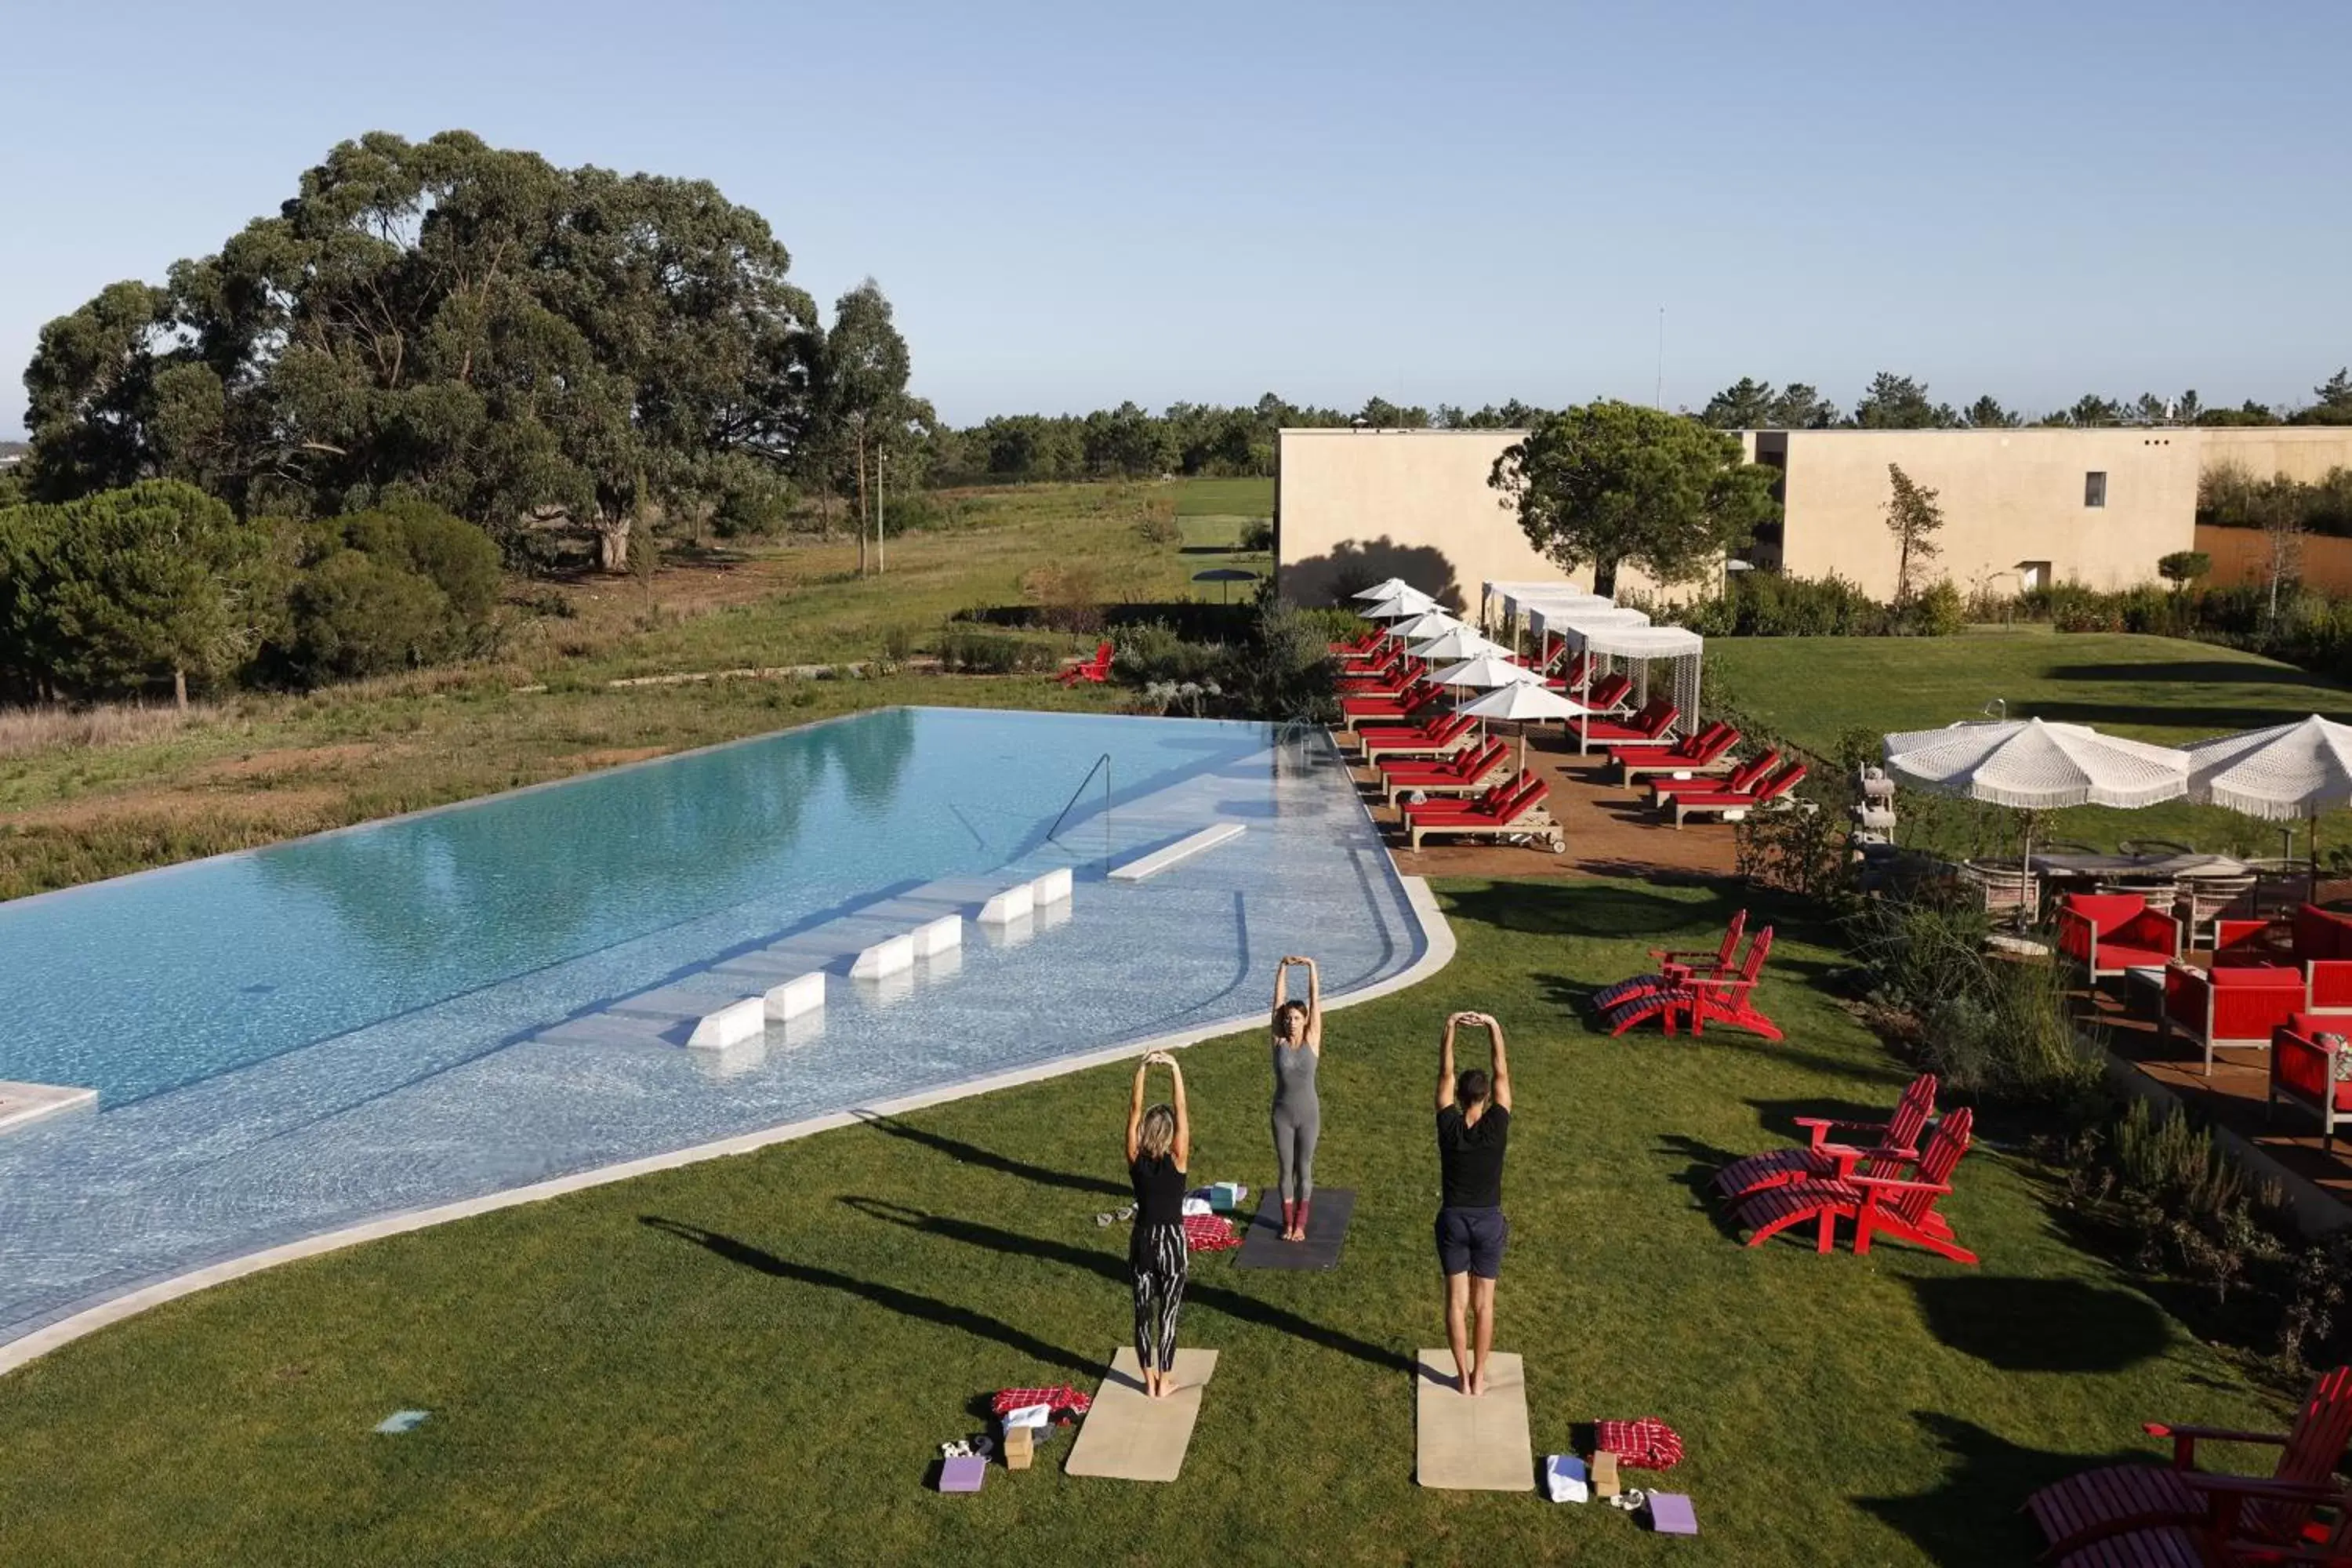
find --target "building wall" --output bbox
[1273,428,1671,610]
[2197,426,2352,484]
[1777,429,2199,599]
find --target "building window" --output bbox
[2084,470,2107,507]
[2019,561,2051,593]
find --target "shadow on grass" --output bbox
[2024,699,2350,733]
[638,1216,1097,1377]
[1856,1411,2142,1567]
[2042,660,2342,693]
[839,1197,1413,1375]
[853,1114,1127,1199]
[1655,1134,1747,1240]
[1748,1094,1910,1145]
[1907,1276,2172,1374]
[1443,880,1741,938]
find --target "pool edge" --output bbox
[0,877,1454,1378]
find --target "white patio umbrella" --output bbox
[1883,717,2192,917]
[1428,654,1545,691]
[1408,627,1509,662]
[2183,713,2352,866]
[1457,679,1591,775]
[1352,578,1428,604]
[1388,609,1464,641]
[1359,587,1439,619]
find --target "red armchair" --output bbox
[2270,1012,2352,1146]
[2057,893,2183,982]
[2160,962,2308,1076]
[2211,918,2287,967]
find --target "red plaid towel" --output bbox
[992,1385,1093,1425]
[1182,1213,1242,1253]
[1595,1417,1684,1471]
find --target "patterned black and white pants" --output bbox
[1129,1221,1189,1374]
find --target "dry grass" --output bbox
[0,702,209,760]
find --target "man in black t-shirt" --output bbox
[1435,1011,1512,1397]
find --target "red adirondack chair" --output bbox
[2055,1502,2352,1568]
[2027,1365,2352,1564]
[1667,760,1808,828]
[1358,711,1476,764]
[1613,721,1740,786]
[1590,909,1748,1014]
[1730,1106,1975,1262]
[1057,641,1114,686]
[1650,749,1778,804]
[1575,697,1679,754]
[1602,926,1777,1039]
[1711,1072,1939,1202]
[2057,893,2184,982]
[1378,736,1509,804]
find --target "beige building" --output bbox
[1276,423,2352,606]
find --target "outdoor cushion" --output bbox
[2292,903,2352,963]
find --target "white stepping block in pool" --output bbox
[0,1080,99,1139]
[978,882,1035,926]
[1030,867,1073,906]
[764,971,826,1022]
[1109,822,1246,882]
[685,995,764,1051]
[851,933,916,978]
[911,914,963,957]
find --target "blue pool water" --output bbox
[0,708,1428,1345]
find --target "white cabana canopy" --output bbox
[1883,719,2190,811]
[1526,604,1652,641]
[2183,714,2352,821]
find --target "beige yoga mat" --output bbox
[1414,1349,1536,1491]
[1064,1348,1219,1482]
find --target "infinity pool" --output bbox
[0,708,1428,1346]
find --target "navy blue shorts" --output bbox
[1435,1206,1508,1279]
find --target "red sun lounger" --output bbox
[1711,1073,1938,1202]
[1613,722,1739,786]
[1667,761,1807,828]
[1359,711,1477,765]
[1340,682,1443,730]
[2027,1364,2352,1564]
[1574,696,1678,754]
[1378,737,1510,804]
[1650,750,1777,804]
[1401,775,1563,852]
[1731,1106,1976,1264]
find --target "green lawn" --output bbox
[1174,476,1273,517]
[1710,630,2352,858]
[0,879,2280,1565]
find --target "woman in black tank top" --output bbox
[1124,1051,1192,1400]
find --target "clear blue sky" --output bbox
[3,1,2347,437]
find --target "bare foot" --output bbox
[1468,1372,1488,1399]
[1152,1378,1180,1400]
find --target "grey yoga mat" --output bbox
[1231,1187,1356,1270]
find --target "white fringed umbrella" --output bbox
[1353,578,1427,604]
[1884,717,2191,920]
[2184,713,2352,868]
[1457,679,1590,775]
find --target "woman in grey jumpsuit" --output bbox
[1270,956,1323,1242]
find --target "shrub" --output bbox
[881,624,914,662]
[1223,601,1338,724]
[1238,520,1274,554]
[1019,564,1106,633]
[936,626,1063,673]
[338,499,502,622]
[287,549,463,680]
[1135,497,1181,546]
[1112,620,1225,686]
[1896,579,1965,636]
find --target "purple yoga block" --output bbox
[1646,1492,1697,1535]
[938,1455,985,1493]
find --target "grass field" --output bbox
[0,877,2280,1566]
[1711,628,2352,858]
[0,481,1248,901]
